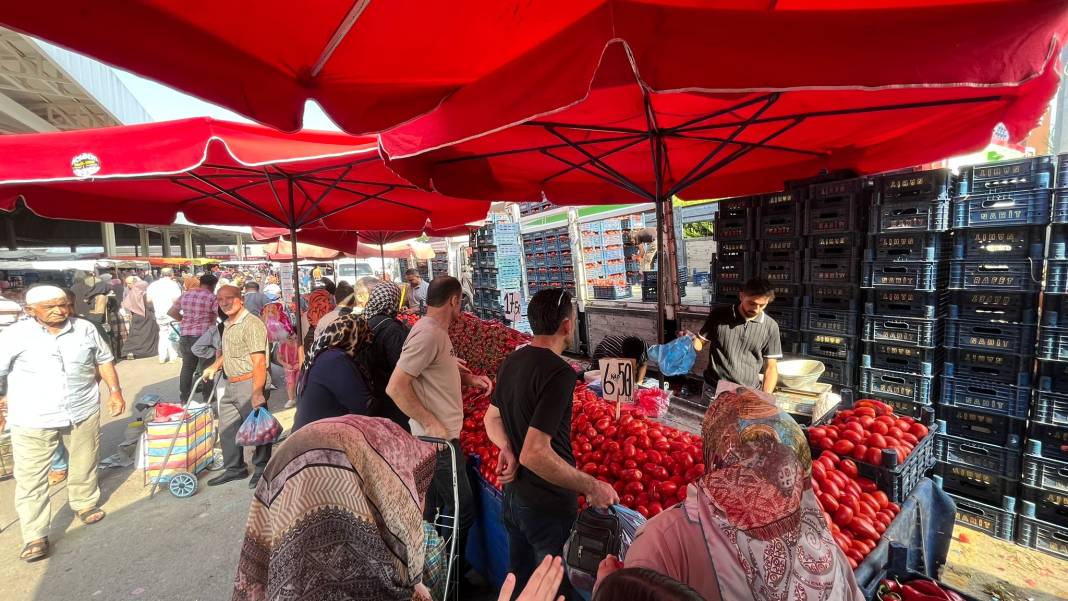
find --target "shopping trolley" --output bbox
[419,436,461,601]
[143,373,220,499]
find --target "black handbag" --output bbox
[564,505,646,595]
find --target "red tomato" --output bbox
[909,423,929,438]
[621,494,635,506]
[581,462,598,474]
[636,505,650,518]
[854,407,876,418]
[832,439,856,455]
[659,481,678,498]
[809,427,828,440]
[603,441,620,454]
[813,462,828,481]
[852,444,869,461]
[840,459,859,479]
[849,517,880,541]
[886,427,903,439]
[870,421,889,436]
[623,460,638,470]
[859,416,876,428]
[833,505,854,527]
[866,433,888,449]
[857,478,878,493]
[645,450,662,464]
[648,502,664,516]
[624,481,645,495]
[867,447,884,465]
[612,480,626,494]
[833,532,852,551]
[840,430,864,445]
[819,493,840,513]
[621,444,637,459]
[872,491,890,509]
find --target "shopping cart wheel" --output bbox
[168,472,198,498]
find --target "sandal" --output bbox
[20,538,48,562]
[48,470,67,486]
[77,507,106,525]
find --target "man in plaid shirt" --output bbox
[169,274,219,402]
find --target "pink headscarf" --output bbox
[121,278,149,317]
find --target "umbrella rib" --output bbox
[665,93,778,133]
[539,148,653,201]
[201,163,268,175]
[672,132,828,157]
[261,167,290,220]
[171,177,286,227]
[293,165,355,226]
[436,133,646,165]
[285,155,379,178]
[540,136,650,184]
[310,0,373,78]
[543,126,653,199]
[672,118,803,197]
[303,176,418,190]
[526,120,647,135]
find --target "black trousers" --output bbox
[424,439,475,574]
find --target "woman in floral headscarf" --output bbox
[362,282,412,430]
[600,387,863,601]
[292,314,375,431]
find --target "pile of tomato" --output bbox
[808,399,930,467]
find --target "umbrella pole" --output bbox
[655,196,666,388]
[380,243,385,279]
[289,227,303,345]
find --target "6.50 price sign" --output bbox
[599,358,636,405]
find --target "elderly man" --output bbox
[146,267,182,363]
[203,285,272,488]
[0,285,126,562]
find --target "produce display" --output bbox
[808,399,930,467]
[876,577,970,601]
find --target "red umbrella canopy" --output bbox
[383,30,1067,204]
[3,2,1064,135]
[260,239,346,262]
[252,222,479,254]
[0,118,490,229]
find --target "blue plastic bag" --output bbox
[235,407,283,446]
[647,336,697,376]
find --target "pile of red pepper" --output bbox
[878,578,969,601]
[447,312,532,376]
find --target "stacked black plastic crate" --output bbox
[937,157,1053,542]
[801,179,869,390]
[756,190,805,357]
[1021,153,1068,559]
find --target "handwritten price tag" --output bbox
[599,358,636,411]
[503,291,522,324]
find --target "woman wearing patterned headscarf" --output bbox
[292,314,376,431]
[362,282,412,431]
[603,387,863,601]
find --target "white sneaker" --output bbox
[283,399,296,409]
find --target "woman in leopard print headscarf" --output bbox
[292,314,376,431]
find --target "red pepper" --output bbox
[879,579,901,594]
[900,584,947,601]
[906,580,950,600]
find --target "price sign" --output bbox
[503,291,522,324]
[600,358,636,416]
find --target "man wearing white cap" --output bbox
[0,285,126,562]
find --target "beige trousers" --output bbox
[11,412,101,543]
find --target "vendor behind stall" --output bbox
[585,335,649,384]
[632,228,658,272]
[689,277,781,399]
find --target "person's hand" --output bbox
[586,478,620,509]
[498,556,565,601]
[108,390,126,417]
[595,555,624,593]
[466,374,494,400]
[251,390,267,409]
[455,358,472,375]
[496,446,518,484]
[413,582,433,601]
[202,366,219,382]
[423,419,448,441]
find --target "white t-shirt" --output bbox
[146,278,182,321]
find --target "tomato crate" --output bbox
[1047,260,1068,294]
[805,355,855,388]
[934,463,1020,507]
[935,433,1022,478]
[717,195,753,219]
[802,332,858,363]
[760,258,803,285]
[713,216,751,240]
[803,284,863,311]
[864,289,949,319]
[952,189,1053,228]
[805,258,860,285]
[936,407,1025,448]
[876,168,956,204]
[863,261,947,291]
[805,195,868,235]
[1033,390,1068,428]
[759,237,802,254]
[953,226,1046,260]
[800,308,860,336]
[945,318,1038,356]
[806,232,864,260]
[947,290,1038,324]
[842,425,936,504]
[1016,514,1068,562]
[591,284,631,300]
[711,256,754,283]
[859,367,936,405]
[757,212,801,239]
[1038,325,1068,362]
[868,396,936,422]
[949,259,1045,292]
[1023,454,1068,495]
[863,341,942,376]
[866,232,950,262]
[862,315,942,349]
[763,306,801,331]
[1027,422,1068,462]
[869,198,951,233]
[940,376,1032,420]
[1020,486,1068,528]
[946,493,1018,541]
[960,156,1055,194]
[943,348,1033,387]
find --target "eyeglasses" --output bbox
[557,289,568,307]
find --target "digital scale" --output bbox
[773,381,839,426]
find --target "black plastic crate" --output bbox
[947,290,1038,324]
[863,261,946,291]
[863,341,942,376]
[591,284,632,300]
[1023,454,1068,495]
[950,258,1045,292]
[952,226,1045,260]
[768,283,803,303]
[1017,513,1068,562]
[864,289,948,319]
[944,348,1033,387]
[1050,226,1068,260]
[716,239,756,257]
[935,462,1019,507]
[805,258,859,285]
[832,425,936,504]
[876,168,955,203]
[757,191,802,239]
[779,328,802,356]
[877,396,936,421]
[1036,359,1068,393]
[759,237,802,254]
[715,282,803,307]
[952,188,1053,228]
[1020,486,1068,528]
[717,195,753,219]
[802,332,857,362]
[866,232,949,262]
[1033,390,1068,429]
[800,308,859,336]
[1039,325,1068,362]
[945,318,1037,355]
[764,306,801,331]
[936,409,1025,448]
[863,315,942,349]
[711,257,754,283]
[1059,153,1068,190]
[959,156,1055,194]
[760,258,803,285]
[807,355,855,388]
[805,193,867,235]
[803,284,863,311]
[859,367,936,404]
[714,216,752,240]
[807,233,865,260]
[940,375,1032,420]
[1027,422,1068,463]
[946,493,1018,541]
[870,199,951,233]
[935,432,1023,479]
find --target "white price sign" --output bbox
[503,291,522,324]
[599,358,636,408]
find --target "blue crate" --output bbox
[948,290,1038,324]
[863,314,942,348]
[477,222,521,245]
[949,259,1043,291]
[867,232,949,262]
[863,341,942,376]
[959,156,1055,194]
[806,233,864,260]
[863,261,946,291]
[1027,423,1068,463]
[1033,390,1068,428]
[1039,325,1068,362]
[802,332,858,362]
[940,375,1032,419]
[945,318,1037,355]
[944,347,1032,387]
[760,258,803,285]
[801,308,860,336]
[603,247,625,261]
[1049,226,1068,260]
[935,432,1023,480]
[870,199,951,233]
[860,367,936,404]
[865,289,948,319]
[953,226,1046,260]
[803,286,864,312]
[952,188,1053,228]
[937,405,1026,448]
[805,258,860,285]
[1054,190,1068,224]
[764,306,801,331]
[602,232,624,246]
[876,168,955,203]
[603,262,626,276]
[1048,260,1068,294]
[1022,454,1068,495]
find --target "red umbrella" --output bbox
[3,2,1064,134]
[259,239,347,262]
[0,117,491,339]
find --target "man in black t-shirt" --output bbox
[485,288,618,600]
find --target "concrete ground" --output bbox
[0,357,297,601]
